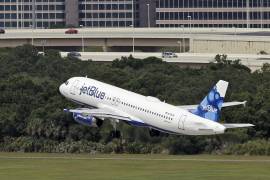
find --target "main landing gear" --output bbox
[149,128,161,137]
[110,119,121,139]
[110,130,121,139]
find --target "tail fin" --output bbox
[191,80,229,122]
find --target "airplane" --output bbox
[59,77,254,138]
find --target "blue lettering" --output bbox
[87,86,91,95]
[79,87,83,95]
[95,89,99,98]
[79,84,106,100]
[100,92,105,99]
[89,86,96,96]
[83,87,87,94]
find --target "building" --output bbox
[78,0,136,28]
[156,0,270,28]
[0,0,66,28]
[0,0,139,28]
[0,0,270,29]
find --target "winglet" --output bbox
[63,109,70,113]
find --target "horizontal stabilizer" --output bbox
[222,101,247,108]
[222,123,255,129]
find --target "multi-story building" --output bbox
[78,0,136,28]
[156,0,270,28]
[0,0,66,28]
[0,0,270,29]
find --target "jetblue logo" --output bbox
[79,84,105,100]
[202,105,218,113]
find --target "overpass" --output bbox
[1,28,270,54]
[61,52,270,72]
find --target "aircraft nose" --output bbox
[59,84,65,95]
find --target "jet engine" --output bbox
[73,113,103,127]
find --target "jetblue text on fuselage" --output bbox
[79,84,105,99]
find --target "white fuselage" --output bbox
[59,77,226,135]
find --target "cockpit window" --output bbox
[65,80,69,85]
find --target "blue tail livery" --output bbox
[190,80,228,122]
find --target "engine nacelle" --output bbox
[73,113,103,127]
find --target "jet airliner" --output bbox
[59,77,254,137]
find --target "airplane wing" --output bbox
[222,123,255,129]
[64,108,146,125]
[177,101,247,111]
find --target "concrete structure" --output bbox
[60,52,270,72]
[1,0,270,29]
[1,28,270,54]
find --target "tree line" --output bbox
[0,45,270,155]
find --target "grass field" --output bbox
[0,153,269,180]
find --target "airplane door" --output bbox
[70,80,80,95]
[111,97,121,106]
[178,115,187,130]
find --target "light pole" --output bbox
[187,16,192,52]
[132,0,134,29]
[246,0,250,29]
[16,0,18,29]
[233,26,237,49]
[85,0,87,27]
[187,15,191,34]
[30,24,34,46]
[260,0,263,29]
[130,25,135,55]
[180,25,185,52]
[181,24,184,33]
[41,40,47,53]
[177,41,182,53]
[80,24,85,52]
[146,3,150,28]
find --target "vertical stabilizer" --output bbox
[191,80,229,122]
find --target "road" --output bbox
[61,52,270,71]
[1,28,270,41]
